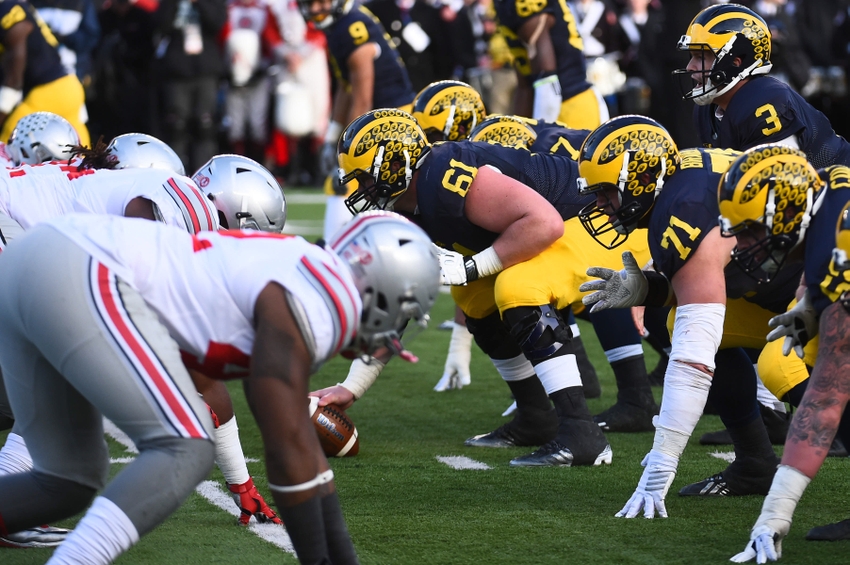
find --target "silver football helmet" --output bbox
[106,133,185,175]
[7,112,81,165]
[329,211,440,360]
[192,154,286,233]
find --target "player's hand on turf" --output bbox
[766,290,818,358]
[228,478,283,526]
[616,450,677,519]
[434,323,472,391]
[309,385,355,410]
[435,246,468,286]
[581,251,648,313]
[730,525,786,563]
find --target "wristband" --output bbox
[324,121,343,144]
[0,86,22,114]
[644,271,673,307]
[269,469,334,493]
[463,246,503,282]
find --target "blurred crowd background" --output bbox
[50,0,850,186]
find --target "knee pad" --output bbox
[465,310,521,359]
[503,305,572,362]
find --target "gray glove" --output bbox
[580,251,648,313]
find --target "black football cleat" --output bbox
[679,460,776,497]
[0,526,71,548]
[593,401,657,433]
[509,439,612,467]
[465,407,557,448]
[806,519,850,541]
[678,473,739,496]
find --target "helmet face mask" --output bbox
[673,4,772,106]
[340,109,430,215]
[8,112,80,166]
[411,81,486,143]
[329,211,440,361]
[718,144,822,283]
[576,115,679,249]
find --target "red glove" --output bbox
[227,478,283,526]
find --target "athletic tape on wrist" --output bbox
[340,357,385,399]
[269,469,334,493]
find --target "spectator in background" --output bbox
[90,0,159,141]
[30,0,101,87]
[747,0,811,92]
[154,0,227,173]
[221,0,284,163]
[269,0,330,187]
[365,0,455,91]
[616,0,665,115]
[572,0,629,115]
[0,0,90,145]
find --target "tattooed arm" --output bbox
[782,298,850,479]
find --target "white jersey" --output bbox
[0,164,218,232]
[0,142,14,168]
[47,214,361,377]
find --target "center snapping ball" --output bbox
[309,396,360,457]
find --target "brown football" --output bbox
[308,396,359,457]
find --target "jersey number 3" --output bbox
[755,104,782,136]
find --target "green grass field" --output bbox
[4,190,849,564]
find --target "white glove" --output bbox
[730,465,810,564]
[616,450,677,519]
[435,246,468,286]
[319,142,338,180]
[434,323,473,391]
[766,290,818,358]
[580,251,648,313]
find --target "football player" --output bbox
[297,0,416,241]
[715,149,850,560]
[0,211,439,564]
[576,116,806,517]
[676,3,850,168]
[494,0,608,128]
[336,108,629,467]
[0,0,89,144]
[469,114,661,432]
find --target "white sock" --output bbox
[491,354,535,382]
[0,432,32,475]
[214,415,250,486]
[603,344,644,363]
[534,354,582,394]
[47,497,139,565]
[756,369,786,413]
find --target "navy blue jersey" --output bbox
[494,0,590,100]
[414,140,589,253]
[525,119,589,158]
[806,166,850,315]
[325,6,415,109]
[694,76,850,169]
[0,0,65,93]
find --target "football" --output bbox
[308,396,360,457]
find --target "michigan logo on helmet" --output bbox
[8,112,81,166]
[576,115,679,249]
[340,109,429,214]
[469,115,537,150]
[297,0,353,29]
[193,154,286,233]
[411,81,486,143]
[329,210,440,361]
[718,144,823,282]
[674,3,772,105]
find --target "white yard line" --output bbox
[283,220,324,237]
[195,481,296,555]
[437,455,492,470]
[286,194,328,204]
[709,451,736,463]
